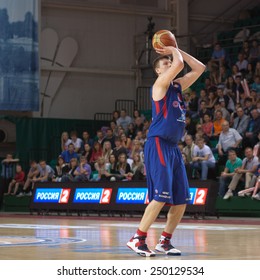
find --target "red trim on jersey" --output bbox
[155,100,160,115]
[155,137,166,166]
[162,95,168,118]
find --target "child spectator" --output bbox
[4,164,25,196]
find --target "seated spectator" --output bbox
[183,134,195,164]
[181,152,192,179]
[89,142,103,167]
[235,53,248,75]
[218,65,230,84]
[94,130,105,146]
[216,87,229,108]
[199,100,212,124]
[214,102,230,122]
[73,156,91,182]
[17,160,40,197]
[205,90,218,112]
[110,121,119,136]
[231,65,242,81]
[240,40,250,60]
[217,121,242,165]
[31,160,54,184]
[4,165,25,196]
[233,106,250,136]
[94,157,110,181]
[112,110,120,123]
[102,141,113,163]
[61,143,79,164]
[81,131,94,150]
[133,109,145,121]
[178,141,185,153]
[134,116,144,133]
[103,128,115,148]
[198,88,209,106]
[61,131,72,152]
[244,97,256,117]
[70,130,82,153]
[52,156,69,182]
[116,153,133,181]
[251,75,260,94]
[195,123,210,146]
[191,138,216,180]
[135,130,146,145]
[116,109,132,132]
[223,147,259,199]
[219,149,243,197]
[81,143,93,163]
[130,139,144,161]
[107,154,120,181]
[61,158,78,182]
[250,89,258,106]
[208,42,226,72]
[185,115,197,136]
[253,131,260,157]
[187,90,199,118]
[238,162,260,197]
[204,77,217,93]
[212,110,225,137]
[245,63,254,84]
[121,133,132,152]
[131,152,145,181]
[127,123,136,140]
[112,137,127,160]
[248,39,260,66]
[243,109,260,148]
[234,75,244,96]
[1,154,19,192]
[201,114,213,138]
[224,76,236,96]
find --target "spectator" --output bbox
[102,141,113,163]
[217,121,242,164]
[112,137,127,160]
[231,65,242,80]
[73,156,91,182]
[131,152,145,181]
[187,90,199,118]
[61,158,78,182]
[116,109,132,132]
[204,77,217,92]
[17,160,41,197]
[4,165,25,196]
[112,110,120,123]
[181,152,192,179]
[130,139,144,161]
[89,142,103,167]
[61,131,72,152]
[185,115,197,136]
[117,153,133,181]
[134,117,144,133]
[255,61,260,77]
[243,109,260,148]
[235,53,248,74]
[183,134,195,164]
[201,114,213,138]
[240,40,250,60]
[32,160,54,183]
[208,42,226,71]
[81,143,93,163]
[216,87,229,108]
[199,100,212,124]
[103,128,115,149]
[219,149,243,197]
[94,157,110,181]
[198,88,209,106]
[121,133,132,152]
[251,75,260,94]
[243,97,256,117]
[233,106,250,136]
[245,63,255,84]
[133,109,145,121]
[110,121,119,136]
[81,131,94,149]
[52,156,69,182]
[1,154,19,192]
[192,138,216,180]
[217,65,230,85]
[94,130,105,146]
[224,76,236,96]
[253,131,260,157]
[205,90,218,112]
[250,89,258,106]
[223,147,259,199]
[127,123,136,140]
[248,39,260,66]
[61,143,78,163]
[70,131,82,153]
[212,110,225,137]
[215,101,230,121]
[194,123,210,146]
[106,154,120,181]
[177,141,185,153]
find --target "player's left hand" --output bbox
[155,46,175,55]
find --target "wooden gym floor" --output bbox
[0,213,259,260]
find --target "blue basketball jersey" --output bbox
[147,82,186,144]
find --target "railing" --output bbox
[115,99,136,117]
[136,86,151,111]
[94,113,113,122]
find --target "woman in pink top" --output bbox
[201,113,213,137]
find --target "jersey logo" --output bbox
[172,101,179,108]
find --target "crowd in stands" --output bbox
[1,39,260,201]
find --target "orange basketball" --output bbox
[152,30,177,49]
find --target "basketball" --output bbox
[152,30,177,49]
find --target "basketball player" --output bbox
[127,44,205,257]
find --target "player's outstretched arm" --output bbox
[175,49,205,91]
[153,46,184,101]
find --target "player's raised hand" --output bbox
[154,46,176,55]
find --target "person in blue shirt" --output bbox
[127,39,205,257]
[61,143,78,164]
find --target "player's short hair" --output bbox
[152,55,172,71]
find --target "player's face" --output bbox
[157,59,172,75]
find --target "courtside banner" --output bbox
[73,188,112,204]
[116,188,148,204]
[34,188,71,204]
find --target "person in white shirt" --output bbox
[70,131,83,153]
[192,138,216,180]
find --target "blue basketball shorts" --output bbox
[144,137,190,205]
